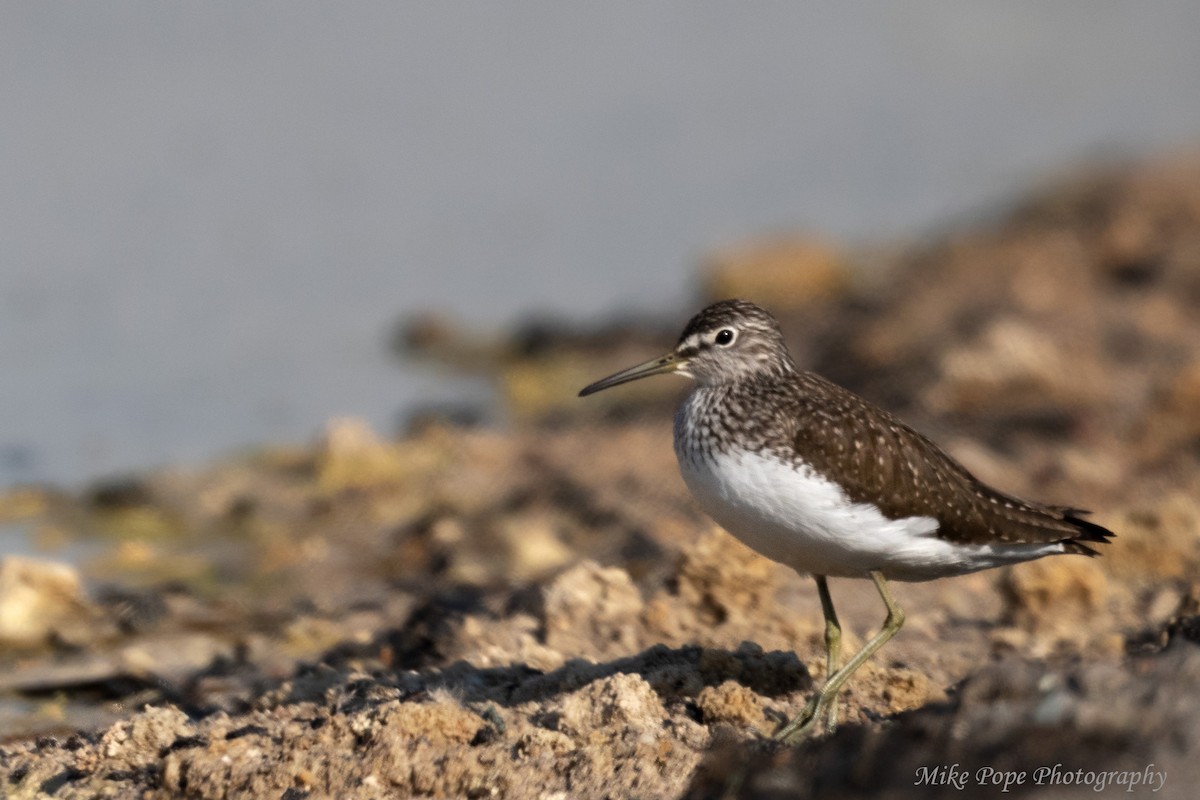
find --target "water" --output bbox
[2,3,1199,488]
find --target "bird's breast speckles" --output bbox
[674,383,791,469]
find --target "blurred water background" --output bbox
[3,3,1200,488]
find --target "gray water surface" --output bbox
[2,3,1200,488]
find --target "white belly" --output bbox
[675,447,1063,581]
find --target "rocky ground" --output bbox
[3,150,1200,798]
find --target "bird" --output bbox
[578,299,1113,741]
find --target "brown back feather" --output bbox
[784,372,1114,550]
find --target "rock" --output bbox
[542,561,644,658]
[672,528,778,627]
[557,672,667,739]
[685,646,1200,800]
[316,417,405,491]
[495,513,574,581]
[0,487,51,520]
[1106,495,1200,583]
[0,556,96,648]
[100,705,192,764]
[701,236,851,309]
[923,317,1097,414]
[375,697,483,748]
[999,556,1110,653]
[695,680,767,730]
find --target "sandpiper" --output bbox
[579,299,1113,741]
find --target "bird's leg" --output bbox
[775,570,905,743]
[814,575,841,732]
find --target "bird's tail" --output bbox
[1056,508,1116,556]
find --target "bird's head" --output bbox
[579,299,793,396]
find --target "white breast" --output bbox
[675,446,1064,581]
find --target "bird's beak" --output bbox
[578,352,684,397]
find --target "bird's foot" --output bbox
[773,693,831,744]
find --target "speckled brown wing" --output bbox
[786,373,1113,554]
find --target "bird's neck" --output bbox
[692,355,798,390]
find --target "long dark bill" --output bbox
[578,353,680,397]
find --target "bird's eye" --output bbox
[714,329,735,346]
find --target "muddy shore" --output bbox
[3,151,1200,798]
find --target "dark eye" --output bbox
[715,328,735,346]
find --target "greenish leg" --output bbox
[814,576,842,732]
[775,570,905,743]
